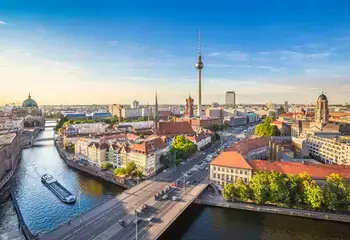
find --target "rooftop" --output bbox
[157,122,195,135]
[210,151,253,170]
[227,137,270,155]
[0,133,17,145]
[247,160,350,180]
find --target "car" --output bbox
[148,215,155,222]
[162,194,168,200]
[118,220,125,227]
[133,218,141,225]
[163,169,167,173]
[205,167,208,170]
[172,195,178,201]
[186,181,191,185]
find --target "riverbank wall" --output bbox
[10,189,37,240]
[54,141,129,189]
[195,198,350,224]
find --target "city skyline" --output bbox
[1,1,350,105]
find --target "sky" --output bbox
[1,0,350,105]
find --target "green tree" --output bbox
[101,162,111,170]
[324,173,348,211]
[222,183,237,201]
[287,174,304,206]
[304,180,323,209]
[114,168,127,176]
[233,178,251,202]
[268,171,290,204]
[249,171,270,204]
[125,161,138,176]
[254,117,280,137]
[171,135,197,159]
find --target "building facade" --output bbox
[210,151,253,186]
[185,95,194,118]
[306,135,350,165]
[225,91,236,109]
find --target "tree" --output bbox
[249,171,270,204]
[171,135,197,159]
[125,161,138,176]
[254,117,280,137]
[304,182,323,209]
[101,162,111,170]
[323,173,348,210]
[222,183,237,201]
[268,171,290,204]
[114,168,127,176]
[233,178,251,202]
[287,174,304,206]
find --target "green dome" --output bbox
[22,93,38,108]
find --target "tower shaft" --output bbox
[198,70,202,117]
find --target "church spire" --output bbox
[154,91,158,121]
[28,93,31,99]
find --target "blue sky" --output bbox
[1,0,350,105]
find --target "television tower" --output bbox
[195,29,203,118]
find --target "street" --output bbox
[40,125,255,240]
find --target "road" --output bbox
[40,125,255,240]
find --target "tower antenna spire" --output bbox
[198,29,201,56]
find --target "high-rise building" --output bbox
[225,91,236,108]
[132,100,139,109]
[195,30,203,118]
[284,101,288,113]
[185,94,194,118]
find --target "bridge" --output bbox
[38,147,218,240]
[33,137,55,142]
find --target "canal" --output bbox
[1,122,349,240]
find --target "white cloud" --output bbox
[0,20,6,25]
[208,51,249,61]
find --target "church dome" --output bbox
[22,93,38,108]
[317,93,327,101]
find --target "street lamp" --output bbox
[133,207,139,240]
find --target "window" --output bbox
[231,169,233,173]
[244,178,248,183]
[213,173,216,178]
[218,167,220,171]
[230,176,233,181]
[213,166,216,170]
[240,170,242,174]
[218,174,220,179]
[244,171,247,175]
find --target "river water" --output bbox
[0,122,123,240]
[1,122,349,240]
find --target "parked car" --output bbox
[118,220,125,227]
[162,194,168,200]
[148,215,155,222]
[172,195,178,201]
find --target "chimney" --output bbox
[276,144,281,161]
[268,141,273,161]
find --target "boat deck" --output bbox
[50,182,72,198]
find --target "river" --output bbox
[1,122,349,240]
[0,122,123,240]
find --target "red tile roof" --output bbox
[210,151,253,170]
[247,160,350,180]
[157,122,195,135]
[272,120,283,126]
[131,137,167,155]
[227,137,270,155]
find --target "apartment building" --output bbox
[306,135,350,165]
[87,142,108,166]
[210,151,253,186]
